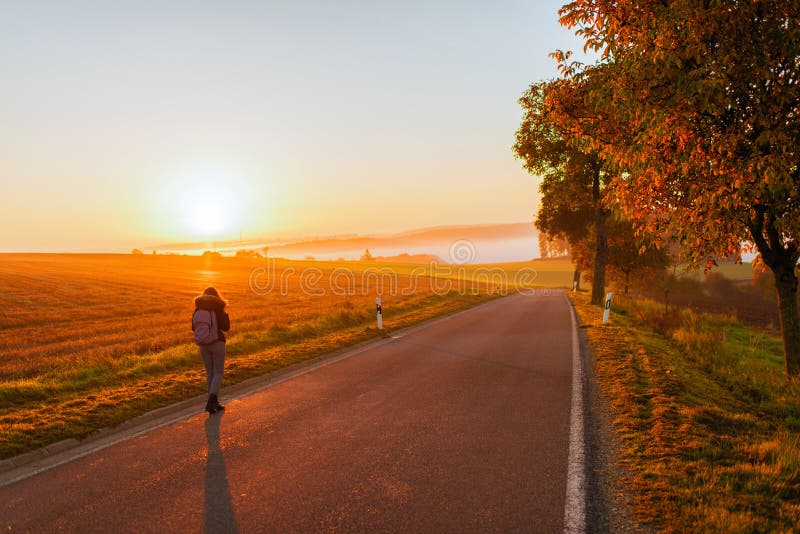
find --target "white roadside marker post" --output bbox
[573,280,578,292]
[376,297,383,330]
[602,292,613,324]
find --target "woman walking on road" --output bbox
[192,287,231,414]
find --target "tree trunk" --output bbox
[590,164,607,306]
[573,267,581,291]
[591,212,608,305]
[748,207,800,376]
[774,263,800,376]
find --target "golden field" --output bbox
[0,253,573,458]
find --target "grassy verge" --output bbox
[570,292,800,531]
[0,292,496,460]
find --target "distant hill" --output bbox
[372,253,444,263]
[150,222,538,263]
[266,223,536,256]
[393,222,537,242]
[152,223,535,253]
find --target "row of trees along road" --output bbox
[515,1,800,376]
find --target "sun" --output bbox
[171,173,242,239]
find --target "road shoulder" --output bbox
[576,306,653,533]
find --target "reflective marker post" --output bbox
[573,280,578,292]
[602,292,612,324]
[376,297,383,330]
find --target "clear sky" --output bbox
[0,1,586,252]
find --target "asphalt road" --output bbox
[2,291,578,533]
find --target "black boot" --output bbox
[211,393,225,412]
[205,395,217,414]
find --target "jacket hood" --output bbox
[195,294,227,310]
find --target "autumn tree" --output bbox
[605,216,670,296]
[559,0,800,374]
[554,209,670,296]
[538,233,570,259]
[534,142,594,291]
[515,80,611,304]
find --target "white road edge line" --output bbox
[564,292,587,533]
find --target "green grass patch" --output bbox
[571,292,800,531]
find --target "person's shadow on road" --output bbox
[205,413,239,534]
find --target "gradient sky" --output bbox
[1,1,587,252]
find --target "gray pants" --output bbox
[199,341,226,395]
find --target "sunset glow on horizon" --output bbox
[158,166,251,240]
[0,1,587,252]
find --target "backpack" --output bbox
[193,309,219,345]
